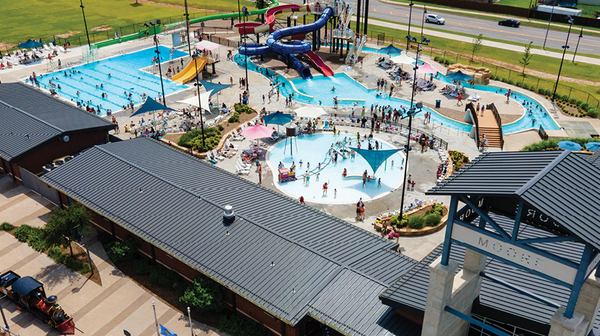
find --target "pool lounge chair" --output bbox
[467,91,480,102]
[212,149,225,161]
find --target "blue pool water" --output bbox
[34,47,188,115]
[235,53,559,134]
[269,133,406,203]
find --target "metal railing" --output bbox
[487,103,504,150]
[466,102,480,149]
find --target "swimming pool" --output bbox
[268,132,406,204]
[34,46,189,116]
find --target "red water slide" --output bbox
[233,4,306,35]
[305,51,334,77]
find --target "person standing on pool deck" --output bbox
[407,174,412,191]
[322,182,328,196]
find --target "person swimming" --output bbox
[331,86,336,92]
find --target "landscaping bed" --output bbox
[374,203,449,237]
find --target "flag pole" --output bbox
[188,307,194,336]
[153,301,160,336]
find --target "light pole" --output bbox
[242,6,250,91]
[145,21,167,106]
[542,5,555,50]
[184,0,193,57]
[572,26,583,62]
[79,0,91,48]
[551,16,574,102]
[406,0,414,51]
[420,6,427,41]
[193,53,207,148]
[398,43,424,227]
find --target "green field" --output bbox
[0,0,255,50]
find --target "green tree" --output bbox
[180,277,225,312]
[255,0,269,10]
[471,34,483,62]
[520,41,534,77]
[43,203,91,256]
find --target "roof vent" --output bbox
[223,205,235,225]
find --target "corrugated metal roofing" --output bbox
[427,150,600,251]
[41,137,417,332]
[0,82,114,161]
[590,149,600,169]
[380,213,593,329]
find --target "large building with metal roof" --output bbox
[0,82,115,184]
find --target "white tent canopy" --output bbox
[178,90,213,111]
[196,40,219,51]
[390,54,415,65]
[295,106,327,119]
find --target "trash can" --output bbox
[435,100,441,108]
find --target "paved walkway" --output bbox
[0,175,224,336]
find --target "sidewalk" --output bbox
[379,0,600,35]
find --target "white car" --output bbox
[425,14,446,25]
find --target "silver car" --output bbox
[425,14,446,25]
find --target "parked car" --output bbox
[425,14,446,25]
[498,19,520,27]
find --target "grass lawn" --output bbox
[0,0,256,50]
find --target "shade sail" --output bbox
[379,44,403,55]
[350,147,401,174]
[177,90,213,110]
[390,54,415,65]
[199,80,231,97]
[446,70,474,82]
[196,40,219,50]
[558,140,582,151]
[262,112,294,126]
[295,106,327,119]
[131,97,175,117]
[18,39,43,49]
[240,124,275,139]
[417,63,439,74]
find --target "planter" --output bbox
[375,204,449,237]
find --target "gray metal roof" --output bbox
[0,82,114,161]
[41,137,417,332]
[427,150,600,251]
[380,213,591,331]
[589,149,600,169]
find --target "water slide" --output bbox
[172,57,208,84]
[233,4,303,35]
[305,51,333,77]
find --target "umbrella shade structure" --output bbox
[558,140,583,151]
[177,90,213,111]
[295,106,327,119]
[379,44,403,55]
[390,54,415,65]
[196,40,219,51]
[240,124,275,139]
[350,147,402,174]
[585,142,600,152]
[262,112,294,126]
[417,63,439,74]
[131,97,175,117]
[18,39,43,49]
[445,70,474,82]
[199,80,232,97]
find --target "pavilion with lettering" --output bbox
[415,150,600,336]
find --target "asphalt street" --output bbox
[286,0,600,56]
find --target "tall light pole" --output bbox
[542,5,555,50]
[145,21,167,106]
[243,6,250,91]
[572,26,583,62]
[420,6,427,41]
[79,0,91,47]
[551,16,574,102]
[406,0,414,51]
[184,0,193,57]
[398,43,424,226]
[193,53,207,148]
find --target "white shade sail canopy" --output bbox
[178,90,213,111]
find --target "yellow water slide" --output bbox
[172,57,208,84]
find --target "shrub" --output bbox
[14,225,32,242]
[505,78,514,85]
[0,222,14,231]
[65,256,91,273]
[587,107,598,118]
[149,265,180,288]
[408,215,425,230]
[515,82,522,87]
[425,213,442,226]
[218,315,270,336]
[133,258,154,275]
[48,247,67,264]
[389,216,399,227]
[521,83,530,91]
[218,125,224,131]
[106,236,138,263]
[228,111,240,123]
[27,227,49,252]
[97,230,114,245]
[180,277,225,313]
[177,127,221,148]
[234,103,254,114]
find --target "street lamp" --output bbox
[79,0,91,48]
[420,6,427,41]
[145,21,167,106]
[184,0,193,57]
[192,53,207,148]
[406,0,414,51]
[551,16,574,102]
[242,6,250,91]
[398,43,424,228]
[572,26,583,62]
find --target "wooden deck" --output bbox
[478,109,502,148]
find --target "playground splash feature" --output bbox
[268,132,406,204]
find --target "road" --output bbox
[285,0,600,56]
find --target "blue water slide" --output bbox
[286,54,312,79]
[266,7,333,54]
[239,43,271,56]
